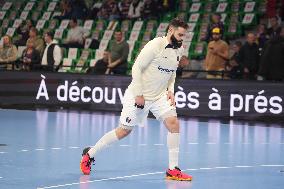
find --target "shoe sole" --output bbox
[166,176,192,181]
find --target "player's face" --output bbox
[172,27,186,42]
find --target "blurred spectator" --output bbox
[70,0,88,19]
[205,13,224,42]
[237,33,259,80]
[163,0,176,12]
[41,32,62,72]
[176,56,190,78]
[54,0,72,20]
[15,20,33,46]
[97,6,109,20]
[20,40,40,71]
[106,31,129,75]
[128,0,144,20]
[0,35,17,70]
[109,1,121,21]
[87,51,109,74]
[119,0,132,20]
[226,41,243,79]
[204,28,229,79]
[62,18,90,48]
[89,1,103,19]
[267,16,282,38]
[26,27,45,56]
[256,24,269,53]
[89,38,100,50]
[141,0,158,19]
[258,27,284,81]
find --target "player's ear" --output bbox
[168,26,174,35]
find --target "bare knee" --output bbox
[115,126,132,139]
[164,117,179,133]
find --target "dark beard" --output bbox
[170,35,182,49]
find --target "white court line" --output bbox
[184,168,198,171]
[119,145,131,147]
[199,168,212,170]
[68,146,79,149]
[35,149,45,151]
[260,165,284,167]
[36,164,283,189]
[0,176,2,179]
[51,148,61,150]
[235,165,253,168]
[139,144,147,146]
[153,144,164,146]
[37,171,164,189]
[0,152,7,154]
[215,166,231,169]
[19,149,29,152]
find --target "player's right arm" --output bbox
[131,39,160,107]
[131,39,160,97]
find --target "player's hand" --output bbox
[178,56,190,68]
[135,95,145,109]
[167,91,175,106]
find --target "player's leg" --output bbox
[80,125,133,175]
[80,89,146,175]
[151,95,192,181]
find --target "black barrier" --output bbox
[0,71,283,121]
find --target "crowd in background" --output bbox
[0,0,284,81]
[203,14,284,81]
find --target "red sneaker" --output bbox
[80,147,94,175]
[166,167,192,181]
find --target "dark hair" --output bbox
[45,31,54,39]
[71,18,77,24]
[115,30,122,33]
[212,13,221,18]
[234,41,242,48]
[169,18,188,30]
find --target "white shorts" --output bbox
[119,89,177,127]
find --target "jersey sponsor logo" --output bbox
[158,66,175,73]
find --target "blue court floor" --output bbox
[0,109,284,189]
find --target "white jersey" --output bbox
[128,36,184,101]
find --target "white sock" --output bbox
[167,132,180,170]
[88,129,119,158]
